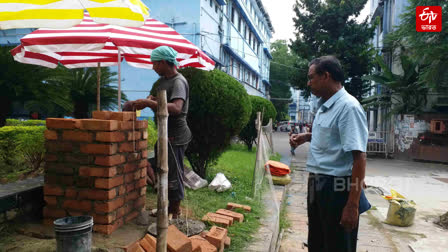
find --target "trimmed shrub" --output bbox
[147,118,157,149]
[0,126,46,173]
[151,68,251,177]
[6,119,46,126]
[239,95,277,151]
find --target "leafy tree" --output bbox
[239,95,277,151]
[47,67,125,118]
[269,40,294,121]
[151,68,251,177]
[362,54,427,116]
[0,46,51,126]
[290,0,377,101]
[385,0,448,92]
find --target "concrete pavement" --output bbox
[273,131,448,252]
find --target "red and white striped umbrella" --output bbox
[11,14,215,71]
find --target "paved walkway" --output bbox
[279,144,397,252]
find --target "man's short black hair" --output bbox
[309,56,344,82]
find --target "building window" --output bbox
[215,1,218,13]
[210,0,213,8]
[244,25,248,40]
[238,17,242,32]
[237,63,241,79]
[231,6,235,24]
[229,58,233,75]
[248,32,252,45]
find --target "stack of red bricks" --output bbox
[43,111,149,235]
[201,202,251,227]
[126,225,230,252]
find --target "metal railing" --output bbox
[367,131,394,158]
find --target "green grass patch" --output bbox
[146,144,270,252]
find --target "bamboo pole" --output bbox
[97,62,101,111]
[156,90,168,252]
[117,50,122,111]
[252,112,262,198]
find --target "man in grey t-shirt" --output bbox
[123,46,191,219]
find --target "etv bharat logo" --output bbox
[416,6,442,32]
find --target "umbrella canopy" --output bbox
[11,14,216,71]
[0,0,149,29]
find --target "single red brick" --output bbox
[242,205,252,212]
[46,118,81,129]
[65,187,78,198]
[95,197,124,213]
[110,111,136,121]
[137,140,147,150]
[124,173,134,183]
[79,189,116,200]
[226,202,251,211]
[124,204,133,215]
[202,214,231,227]
[144,234,157,250]
[116,207,125,219]
[45,163,74,175]
[133,170,141,180]
[79,166,117,177]
[141,150,148,159]
[93,218,123,235]
[68,211,83,217]
[167,225,192,252]
[140,168,146,179]
[122,241,145,252]
[127,131,141,141]
[125,191,139,202]
[80,143,117,155]
[45,154,58,162]
[44,184,64,196]
[205,226,228,251]
[142,131,148,140]
[95,155,125,166]
[62,130,92,142]
[44,196,58,206]
[96,132,126,142]
[139,237,155,252]
[204,213,234,226]
[138,159,148,168]
[91,212,116,225]
[46,142,73,152]
[127,152,140,162]
[215,209,244,223]
[135,120,148,129]
[95,176,124,189]
[124,162,138,173]
[119,142,135,153]
[134,196,145,209]
[62,200,92,212]
[92,111,112,120]
[80,119,118,131]
[44,174,59,185]
[118,185,126,196]
[118,121,134,130]
[126,184,135,193]
[224,237,231,248]
[60,176,74,186]
[44,130,58,140]
[43,206,66,218]
[189,235,217,252]
[76,176,94,188]
[64,154,91,165]
[135,178,146,188]
[125,210,139,223]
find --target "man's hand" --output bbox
[289,133,311,147]
[340,204,359,232]
[147,95,157,101]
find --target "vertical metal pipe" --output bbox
[118,50,122,111]
[97,62,101,111]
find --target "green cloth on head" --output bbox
[151,46,179,66]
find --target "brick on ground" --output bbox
[167,225,192,252]
[189,235,217,252]
[203,212,234,225]
[201,213,231,227]
[226,202,251,212]
[224,236,231,248]
[205,226,228,252]
[216,209,244,223]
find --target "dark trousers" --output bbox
[307,173,359,252]
[150,142,188,202]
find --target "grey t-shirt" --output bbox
[156,73,192,145]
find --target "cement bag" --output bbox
[385,199,416,227]
[208,173,232,192]
[183,165,208,190]
[272,174,292,185]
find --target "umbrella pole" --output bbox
[118,50,122,111]
[156,90,168,252]
[97,62,101,111]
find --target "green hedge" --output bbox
[6,119,46,126]
[0,126,46,176]
[147,118,157,149]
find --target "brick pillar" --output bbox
[43,111,149,235]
